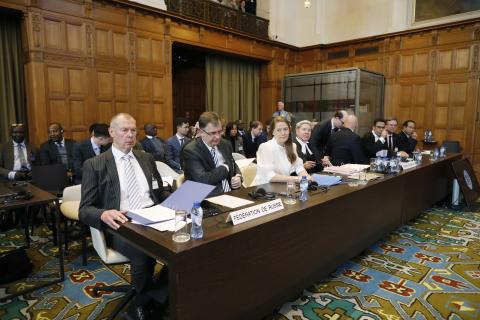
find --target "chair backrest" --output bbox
[240,164,257,188]
[62,184,81,202]
[31,164,69,195]
[442,140,460,153]
[176,173,185,188]
[155,161,179,179]
[90,227,129,264]
[232,152,246,161]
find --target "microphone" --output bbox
[248,188,275,200]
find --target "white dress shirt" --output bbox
[253,138,304,185]
[90,137,101,156]
[372,131,385,144]
[111,145,154,211]
[295,137,312,155]
[8,141,30,180]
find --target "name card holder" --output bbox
[400,161,417,170]
[226,198,284,225]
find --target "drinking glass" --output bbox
[172,210,190,243]
[283,181,297,205]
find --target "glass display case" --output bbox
[283,68,384,136]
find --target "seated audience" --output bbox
[254,116,310,185]
[79,113,169,320]
[397,120,418,156]
[72,123,111,184]
[362,118,388,158]
[225,121,245,156]
[182,112,242,196]
[140,123,167,162]
[39,122,76,172]
[310,110,348,162]
[294,120,321,174]
[322,115,368,166]
[166,117,191,173]
[0,124,37,180]
[243,120,266,158]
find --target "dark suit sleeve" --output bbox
[310,124,324,162]
[166,139,181,171]
[38,143,52,165]
[182,143,229,186]
[72,142,83,182]
[352,135,368,164]
[79,159,106,230]
[362,134,385,158]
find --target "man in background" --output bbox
[39,122,76,172]
[397,120,418,156]
[0,124,37,180]
[166,117,190,173]
[243,120,266,158]
[272,101,292,123]
[140,123,167,162]
[362,118,388,158]
[310,110,348,162]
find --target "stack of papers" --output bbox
[128,205,175,225]
[311,174,342,186]
[323,164,370,175]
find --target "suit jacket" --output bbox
[310,119,334,162]
[362,131,387,159]
[39,139,76,170]
[396,131,417,156]
[182,138,242,196]
[140,136,167,162]
[166,135,191,173]
[72,139,109,184]
[243,132,267,158]
[293,139,322,174]
[0,140,37,179]
[325,128,368,166]
[385,133,400,157]
[79,149,166,230]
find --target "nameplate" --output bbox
[400,161,417,170]
[226,198,284,225]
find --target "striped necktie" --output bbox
[122,154,142,210]
[210,148,231,192]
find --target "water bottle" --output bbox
[190,201,204,239]
[299,176,308,202]
[439,146,446,158]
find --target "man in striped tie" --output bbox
[79,113,168,320]
[182,111,242,196]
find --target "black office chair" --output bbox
[442,140,461,153]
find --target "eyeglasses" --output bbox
[201,128,223,137]
[376,125,385,129]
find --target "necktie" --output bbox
[388,135,393,151]
[210,148,231,192]
[122,154,142,210]
[17,144,29,170]
[179,138,184,147]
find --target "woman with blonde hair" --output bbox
[253,116,311,185]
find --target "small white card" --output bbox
[206,195,254,208]
[226,198,284,225]
[400,161,418,170]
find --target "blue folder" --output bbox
[161,180,215,213]
[312,174,342,186]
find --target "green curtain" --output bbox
[205,55,259,125]
[0,12,26,143]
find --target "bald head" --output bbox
[110,113,136,129]
[109,113,137,153]
[343,115,358,131]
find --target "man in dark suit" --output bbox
[79,113,168,320]
[323,115,368,166]
[38,122,76,171]
[385,118,409,158]
[72,123,111,184]
[182,112,242,196]
[0,124,37,180]
[310,110,348,162]
[243,120,266,158]
[140,123,167,162]
[362,118,388,158]
[166,117,190,173]
[397,120,418,156]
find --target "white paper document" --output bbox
[235,158,255,168]
[127,205,176,225]
[323,164,370,175]
[162,176,174,187]
[206,195,254,209]
[146,218,192,232]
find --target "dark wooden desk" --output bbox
[115,153,460,320]
[0,183,64,302]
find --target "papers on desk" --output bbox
[162,176,174,187]
[348,172,383,181]
[127,205,175,225]
[161,180,215,213]
[235,158,255,168]
[145,217,192,232]
[206,195,254,209]
[323,164,370,175]
[311,174,342,186]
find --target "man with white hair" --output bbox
[322,114,368,166]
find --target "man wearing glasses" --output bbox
[182,112,242,196]
[0,124,37,181]
[310,110,348,162]
[362,118,388,158]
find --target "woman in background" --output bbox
[225,122,245,156]
[253,116,310,185]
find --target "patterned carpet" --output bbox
[1,207,479,320]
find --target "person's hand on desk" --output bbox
[231,174,242,189]
[101,209,128,230]
[303,161,316,170]
[321,156,332,167]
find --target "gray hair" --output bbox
[295,120,312,129]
